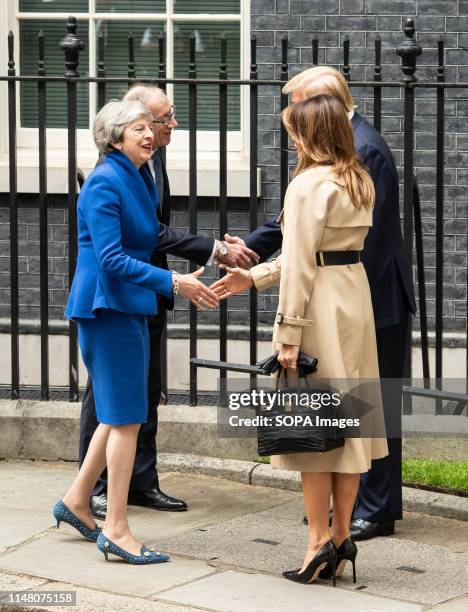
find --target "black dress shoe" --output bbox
[90,493,107,520]
[127,488,188,512]
[350,518,395,541]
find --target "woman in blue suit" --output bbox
[53,100,218,565]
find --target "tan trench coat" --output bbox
[251,165,388,474]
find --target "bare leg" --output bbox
[330,472,360,547]
[102,423,143,555]
[62,423,111,529]
[301,471,332,572]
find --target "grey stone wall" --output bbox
[252,0,467,333]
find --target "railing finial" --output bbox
[8,31,15,75]
[59,16,84,78]
[396,18,422,83]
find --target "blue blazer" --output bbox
[245,112,416,330]
[65,150,173,320]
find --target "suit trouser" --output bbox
[78,311,166,496]
[352,315,409,523]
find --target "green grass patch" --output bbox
[402,459,468,495]
[257,457,468,495]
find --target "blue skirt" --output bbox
[77,310,149,425]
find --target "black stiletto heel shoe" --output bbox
[283,540,338,585]
[318,536,358,583]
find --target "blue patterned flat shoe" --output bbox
[96,532,170,564]
[53,500,102,542]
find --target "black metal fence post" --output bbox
[219,34,228,394]
[435,36,446,413]
[188,33,198,405]
[157,31,168,402]
[397,19,422,415]
[249,35,258,379]
[158,31,166,94]
[280,35,289,209]
[8,31,19,400]
[343,35,350,81]
[373,36,382,132]
[97,30,106,110]
[413,177,430,384]
[127,30,135,87]
[38,31,49,400]
[312,35,319,66]
[60,16,84,402]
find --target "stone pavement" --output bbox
[0,460,467,612]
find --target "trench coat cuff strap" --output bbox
[276,313,314,326]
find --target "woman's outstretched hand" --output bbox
[177,267,219,310]
[210,267,254,299]
[277,344,300,370]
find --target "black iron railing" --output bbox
[1,16,467,415]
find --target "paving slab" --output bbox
[0,577,206,612]
[128,472,297,540]
[0,532,216,597]
[425,596,468,612]
[395,511,468,553]
[155,511,468,606]
[159,570,423,612]
[0,570,47,591]
[0,461,77,552]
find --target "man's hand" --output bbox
[210,266,254,299]
[216,234,259,269]
[277,344,300,370]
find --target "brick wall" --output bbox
[252,0,467,333]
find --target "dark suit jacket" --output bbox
[98,151,214,314]
[150,151,214,312]
[244,112,416,330]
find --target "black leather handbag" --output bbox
[255,367,345,457]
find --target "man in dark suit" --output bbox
[226,67,416,540]
[80,85,258,519]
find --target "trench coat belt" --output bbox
[316,251,361,266]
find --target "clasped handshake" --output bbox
[174,233,258,310]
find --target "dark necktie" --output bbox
[152,151,164,212]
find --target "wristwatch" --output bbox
[216,240,229,258]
